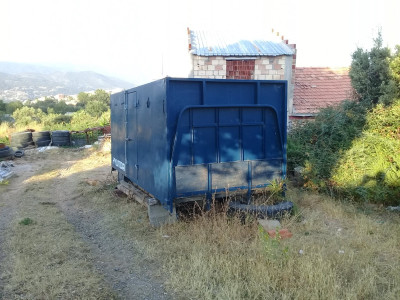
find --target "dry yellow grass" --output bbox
[6,202,116,299]
[1,146,116,299]
[2,146,399,299]
[84,170,400,299]
[0,122,45,140]
[152,191,400,299]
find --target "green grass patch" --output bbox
[19,218,34,226]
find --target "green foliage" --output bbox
[6,101,23,115]
[77,92,91,106]
[289,33,400,205]
[288,100,400,205]
[77,89,110,117]
[85,100,109,118]
[288,101,367,180]
[389,45,400,94]
[0,100,6,112]
[331,131,400,205]
[70,110,103,130]
[41,113,73,130]
[29,97,78,114]
[349,32,398,105]
[12,106,45,126]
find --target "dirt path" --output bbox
[0,147,172,299]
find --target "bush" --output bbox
[288,101,367,179]
[288,100,400,205]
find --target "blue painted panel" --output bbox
[193,127,217,164]
[252,160,283,187]
[219,108,240,125]
[243,108,263,123]
[110,92,126,172]
[243,125,264,160]
[205,81,256,105]
[219,126,240,162]
[193,108,215,126]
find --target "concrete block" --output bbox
[273,75,281,80]
[207,65,215,71]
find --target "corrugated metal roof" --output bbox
[190,30,294,57]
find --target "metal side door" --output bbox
[126,91,138,181]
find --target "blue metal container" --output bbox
[111,77,287,212]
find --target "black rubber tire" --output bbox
[51,139,71,146]
[228,201,294,219]
[35,140,52,147]
[0,146,11,158]
[10,132,34,149]
[51,131,71,146]
[32,131,51,142]
[11,132,32,143]
[51,130,70,137]
[14,150,24,158]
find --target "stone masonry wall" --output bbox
[191,55,288,80]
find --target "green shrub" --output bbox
[288,100,400,205]
[288,100,367,179]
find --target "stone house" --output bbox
[187,28,297,115]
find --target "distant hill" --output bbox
[0,62,133,102]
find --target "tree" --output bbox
[85,100,109,118]
[389,45,400,93]
[12,106,44,126]
[91,89,110,106]
[5,101,23,114]
[77,92,91,107]
[0,100,6,113]
[349,32,397,105]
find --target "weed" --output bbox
[19,217,34,226]
[258,225,289,261]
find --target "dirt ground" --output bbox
[0,145,172,299]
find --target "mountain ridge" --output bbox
[0,62,133,102]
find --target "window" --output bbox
[226,60,255,80]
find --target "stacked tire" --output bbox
[32,131,51,147]
[0,145,11,158]
[51,130,71,146]
[10,132,34,149]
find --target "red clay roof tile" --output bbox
[293,67,354,114]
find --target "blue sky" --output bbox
[0,0,398,85]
